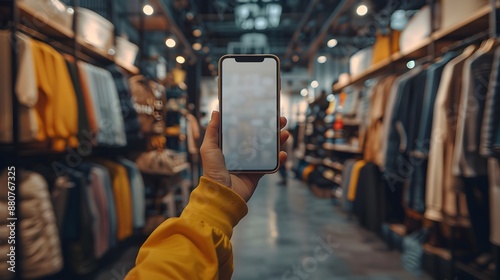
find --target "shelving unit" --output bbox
[17,1,74,39]
[333,3,494,92]
[323,142,362,154]
[304,156,323,165]
[323,158,344,171]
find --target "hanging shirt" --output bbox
[425,46,476,223]
[453,45,495,177]
[118,158,146,228]
[94,159,134,241]
[31,40,79,151]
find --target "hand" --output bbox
[200,111,289,202]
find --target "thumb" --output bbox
[200,111,231,186]
[203,111,220,149]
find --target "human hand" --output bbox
[200,111,289,202]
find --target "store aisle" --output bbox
[231,174,429,280]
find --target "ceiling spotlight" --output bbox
[317,55,327,63]
[143,4,154,16]
[356,4,368,16]
[327,38,338,48]
[165,38,176,48]
[192,28,202,37]
[202,46,210,53]
[255,17,268,30]
[176,56,186,64]
[407,60,416,69]
[292,54,299,62]
[186,12,194,21]
[208,63,215,70]
[192,42,202,51]
[300,88,309,96]
[311,80,319,88]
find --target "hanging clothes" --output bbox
[93,159,134,241]
[408,51,459,214]
[482,46,500,245]
[425,46,477,223]
[0,32,40,144]
[31,39,79,151]
[488,158,500,246]
[380,66,423,172]
[118,158,146,229]
[364,75,397,167]
[0,169,63,279]
[65,57,91,142]
[78,63,127,147]
[453,41,495,177]
[347,160,366,201]
[106,65,143,144]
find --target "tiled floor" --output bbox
[91,173,429,280]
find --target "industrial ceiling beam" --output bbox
[303,0,357,60]
[283,0,321,59]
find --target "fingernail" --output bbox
[211,111,216,118]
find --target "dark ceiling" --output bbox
[123,0,426,76]
[166,0,426,69]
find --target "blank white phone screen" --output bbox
[221,57,278,172]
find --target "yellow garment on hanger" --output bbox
[303,164,316,181]
[95,159,134,241]
[31,40,79,151]
[347,160,366,201]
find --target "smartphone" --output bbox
[218,54,281,173]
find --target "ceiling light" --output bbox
[192,28,202,37]
[292,55,299,62]
[192,42,202,51]
[176,56,186,64]
[300,88,309,96]
[143,4,154,16]
[186,12,194,21]
[311,80,319,88]
[317,55,327,63]
[327,38,338,48]
[255,17,268,30]
[407,60,415,69]
[165,38,176,48]
[356,4,368,16]
[202,46,210,53]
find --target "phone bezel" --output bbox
[218,54,281,174]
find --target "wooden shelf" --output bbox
[432,5,491,41]
[306,144,317,151]
[304,156,323,165]
[323,159,344,171]
[333,4,493,92]
[115,58,139,75]
[389,223,407,237]
[333,57,392,91]
[323,143,362,154]
[17,2,74,39]
[423,244,452,261]
[455,260,494,280]
[77,37,114,62]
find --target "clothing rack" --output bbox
[441,30,491,53]
[444,2,499,279]
[4,0,121,278]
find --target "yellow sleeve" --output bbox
[125,176,248,280]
